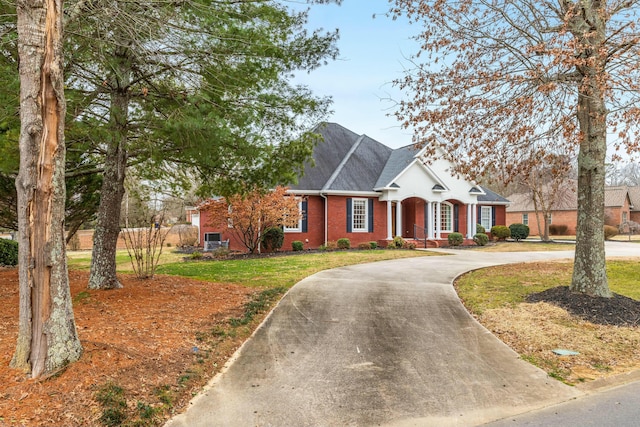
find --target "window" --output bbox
[204,232,221,242]
[522,213,529,226]
[284,201,303,233]
[352,199,368,232]
[480,206,492,231]
[547,213,552,224]
[623,211,628,223]
[434,202,453,232]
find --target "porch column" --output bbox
[427,201,434,239]
[466,204,473,239]
[435,201,442,239]
[386,200,393,240]
[471,203,477,236]
[395,200,402,237]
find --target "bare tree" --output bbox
[391,0,640,297]
[12,0,82,377]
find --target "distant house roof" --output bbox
[507,185,640,212]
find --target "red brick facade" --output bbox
[199,195,507,252]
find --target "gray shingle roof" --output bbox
[478,187,510,204]
[374,144,419,189]
[290,122,394,192]
[291,123,362,191]
[290,123,508,205]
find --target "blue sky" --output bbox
[294,0,421,148]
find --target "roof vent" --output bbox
[432,184,445,191]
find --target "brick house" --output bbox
[198,123,509,251]
[505,185,640,236]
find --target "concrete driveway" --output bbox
[165,242,638,427]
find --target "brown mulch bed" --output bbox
[0,268,257,427]
[527,286,640,327]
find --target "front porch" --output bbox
[384,197,480,243]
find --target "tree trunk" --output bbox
[570,87,610,297]
[12,0,82,377]
[570,5,611,297]
[88,47,131,290]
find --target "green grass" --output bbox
[456,260,640,315]
[155,250,438,289]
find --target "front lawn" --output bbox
[456,260,640,385]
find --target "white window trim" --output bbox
[480,206,492,231]
[352,198,369,232]
[284,201,303,233]
[522,213,529,226]
[438,202,453,233]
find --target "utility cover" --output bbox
[552,349,580,356]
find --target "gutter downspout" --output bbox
[321,192,328,246]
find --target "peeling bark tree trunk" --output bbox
[88,47,131,290]
[569,4,611,298]
[12,0,82,377]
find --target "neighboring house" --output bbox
[506,185,640,236]
[198,122,509,250]
[185,206,200,244]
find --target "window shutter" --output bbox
[346,198,352,233]
[491,206,496,226]
[453,204,459,232]
[477,205,481,226]
[368,199,374,232]
[301,200,308,233]
[424,204,429,229]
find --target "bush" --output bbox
[404,241,416,249]
[604,225,618,240]
[337,238,350,249]
[0,239,18,266]
[473,233,489,246]
[292,240,304,251]
[490,225,511,240]
[476,224,485,234]
[447,232,464,246]
[261,227,284,251]
[509,223,530,241]
[190,251,203,260]
[369,241,378,249]
[358,242,371,250]
[549,224,569,235]
[388,236,406,249]
[212,247,230,259]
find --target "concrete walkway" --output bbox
[165,242,638,427]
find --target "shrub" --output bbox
[473,233,489,246]
[388,236,406,249]
[292,240,304,251]
[358,242,371,250]
[404,241,416,249]
[261,227,284,251]
[369,241,378,249]
[190,251,203,260]
[604,225,618,240]
[490,225,511,240]
[211,248,230,259]
[337,238,350,249]
[549,224,569,235]
[476,224,486,234]
[0,238,18,266]
[509,223,530,241]
[447,232,464,246]
[321,241,337,251]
